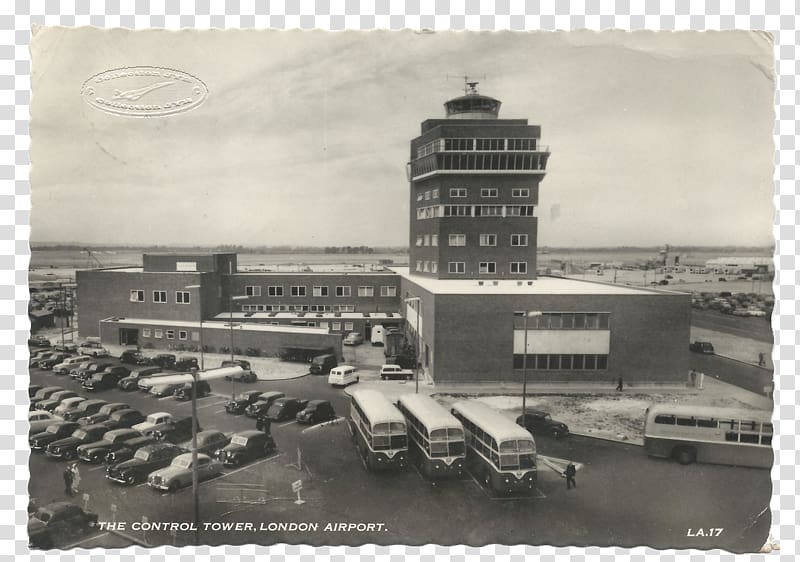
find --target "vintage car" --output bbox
[343,332,365,346]
[52,356,90,375]
[28,410,59,423]
[174,356,199,371]
[295,400,336,425]
[29,351,58,369]
[221,360,258,382]
[77,428,143,463]
[28,385,43,399]
[225,390,263,415]
[77,341,110,357]
[35,390,79,412]
[73,362,113,382]
[150,354,177,369]
[177,430,230,456]
[28,502,98,549]
[45,423,113,460]
[147,453,223,492]
[117,367,163,391]
[244,391,286,418]
[103,434,156,465]
[119,350,147,365]
[151,417,201,444]
[52,397,87,418]
[28,336,51,348]
[29,422,81,450]
[515,411,570,439]
[82,366,131,390]
[689,341,715,354]
[105,442,185,485]
[265,397,308,422]
[132,412,175,435]
[103,409,146,430]
[214,430,275,467]
[30,386,65,406]
[38,353,70,370]
[173,380,211,401]
[62,399,109,422]
[148,381,187,398]
[76,413,111,426]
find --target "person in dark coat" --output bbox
[616,377,624,392]
[564,462,577,489]
[63,465,74,496]
[256,414,271,435]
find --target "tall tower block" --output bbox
[407,83,550,279]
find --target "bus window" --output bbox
[430,428,447,441]
[390,434,407,449]
[373,423,390,434]
[697,418,717,428]
[739,433,760,444]
[519,453,536,469]
[761,435,772,446]
[447,427,464,440]
[676,417,697,427]
[430,441,448,456]
[725,432,739,442]
[449,441,465,456]
[499,454,520,470]
[654,415,675,425]
[373,435,390,450]
[499,440,518,453]
[390,422,405,432]
[517,440,535,453]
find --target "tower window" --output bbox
[267,286,283,297]
[480,188,498,198]
[358,286,374,297]
[448,234,466,247]
[431,262,438,273]
[291,286,307,297]
[335,286,352,297]
[423,234,430,246]
[511,234,529,246]
[431,235,439,246]
[432,188,439,199]
[312,286,329,297]
[512,188,530,197]
[479,262,496,274]
[510,262,528,274]
[480,234,497,246]
[153,290,167,303]
[416,235,423,247]
[448,262,465,274]
[245,285,262,297]
[449,188,467,198]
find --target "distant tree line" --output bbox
[323,246,375,254]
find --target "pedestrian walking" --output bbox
[62,465,74,496]
[758,352,765,367]
[690,369,697,387]
[70,463,81,496]
[615,376,623,392]
[256,414,272,435]
[564,462,577,490]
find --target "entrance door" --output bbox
[119,328,139,346]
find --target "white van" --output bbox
[370,325,385,346]
[328,365,359,387]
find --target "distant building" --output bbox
[704,257,773,277]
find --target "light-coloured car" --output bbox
[53,397,88,417]
[52,356,90,375]
[78,341,110,358]
[147,453,223,492]
[132,412,174,435]
[28,410,60,423]
[343,332,364,346]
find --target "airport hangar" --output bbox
[75,86,690,385]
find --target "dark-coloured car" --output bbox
[225,390,262,415]
[29,351,57,369]
[174,380,211,401]
[77,428,143,463]
[28,336,51,348]
[309,354,337,375]
[67,361,94,378]
[174,356,198,371]
[35,390,79,412]
[516,411,569,439]
[265,397,308,422]
[46,423,113,460]
[38,353,70,370]
[82,367,130,391]
[97,402,130,417]
[104,434,156,465]
[29,422,81,452]
[152,417,201,444]
[73,362,113,382]
[244,391,285,418]
[151,353,176,369]
[30,386,65,409]
[118,367,163,391]
[105,442,184,485]
[28,502,98,549]
[29,385,43,399]
[296,400,336,425]
[63,399,109,422]
[689,341,715,354]
[221,360,258,382]
[149,381,187,398]
[177,430,230,456]
[76,412,111,426]
[104,409,146,430]
[214,430,275,467]
[120,350,146,364]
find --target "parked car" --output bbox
[35,390,79,412]
[343,332,364,346]
[174,356,199,371]
[28,385,43,399]
[76,412,111,426]
[150,354,176,369]
[152,417,201,444]
[52,397,87,418]
[105,442,185,485]
[28,502,98,549]
[214,430,275,467]
[38,353,70,370]
[52,343,78,354]
[97,403,130,417]
[222,361,258,382]
[132,412,175,435]
[516,411,570,439]
[689,341,715,354]
[72,362,113,382]
[149,381,187,398]
[52,356,89,375]
[173,380,211,401]
[265,397,308,422]
[29,421,81,451]
[119,350,146,364]
[28,336,51,347]
[46,423,113,460]
[104,434,156,465]
[328,365,359,387]
[380,364,414,381]
[63,399,109,422]
[244,391,286,418]
[177,430,230,456]
[309,354,338,375]
[225,390,263,415]
[77,428,143,464]
[29,352,58,369]
[77,341,110,358]
[296,400,336,425]
[82,366,131,391]
[28,410,59,423]
[76,403,129,426]
[117,367,163,391]
[103,409,146,430]
[147,453,223,492]
[30,386,65,408]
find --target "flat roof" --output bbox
[392,268,673,296]
[214,312,403,321]
[100,317,329,335]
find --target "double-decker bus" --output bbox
[396,394,465,479]
[349,389,408,472]
[450,401,537,495]
[644,404,773,468]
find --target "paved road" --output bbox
[688,354,773,397]
[691,309,773,344]
[28,356,771,553]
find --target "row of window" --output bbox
[411,153,547,178]
[414,261,529,274]
[653,415,773,446]
[130,290,190,304]
[241,304,357,313]
[416,187,531,201]
[414,233,528,247]
[351,403,408,452]
[512,354,610,370]
[416,137,540,158]
[521,312,611,330]
[141,328,197,341]
[416,204,536,219]
[243,285,397,298]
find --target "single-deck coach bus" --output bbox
[450,401,537,495]
[643,404,773,468]
[350,389,408,472]
[396,394,465,479]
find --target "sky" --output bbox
[29,29,775,247]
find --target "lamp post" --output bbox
[229,295,249,399]
[189,366,200,545]
[184,284,204,371]
[514,310,542,420]
[404,297,421,394]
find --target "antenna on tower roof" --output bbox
[447,73,487,95]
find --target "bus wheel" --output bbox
[674,447,696,465]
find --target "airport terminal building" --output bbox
[76,86,690,385]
